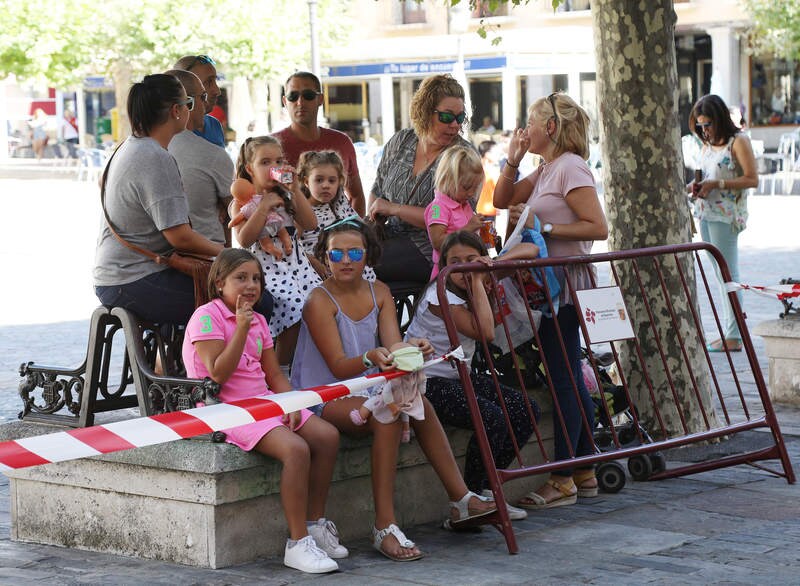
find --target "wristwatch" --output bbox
[362,351,374,368]
[542,223,553,235]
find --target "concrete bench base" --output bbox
[1,418,550,568]
[753,319,800,405]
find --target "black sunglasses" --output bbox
[695,122,712,133]
[193,92,208,104]
[286,90,322,102]
[185,55,216,71]
[434,110,467,125]
[176,96,195,111]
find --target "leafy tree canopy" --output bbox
[740,0,800,61]
[0,0,351,87]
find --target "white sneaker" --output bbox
[307,518,349,559]
[284,535,338,573]
[481,489,528,521]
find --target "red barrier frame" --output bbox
[436,242,795,554]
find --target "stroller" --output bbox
[472,340,665,493]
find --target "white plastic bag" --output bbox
[493,277,541,354]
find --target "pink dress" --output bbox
[182,298,313,451]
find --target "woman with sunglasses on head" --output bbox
[94,73,226,325]
[493,92,608,510]
[368,74,476,287]
[291,217,497,563]
[688,94,758,353]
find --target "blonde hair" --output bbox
[410,74,466,138]
[529,93,590,160]
[235,135,282,182]
[434,145,484,198]
[297,150,347,199]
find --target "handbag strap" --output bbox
[100,141,169,266]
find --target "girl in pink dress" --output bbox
[182,248,344,574]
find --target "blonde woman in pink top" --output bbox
[493,92,608,511]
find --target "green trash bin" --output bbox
[95,117,111,146]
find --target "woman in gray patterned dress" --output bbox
[367,74,475,286]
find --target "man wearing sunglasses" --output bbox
[166,69,234,247]
[273,71,366,216]
[174,54,226,148]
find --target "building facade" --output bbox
[318,0,794,149]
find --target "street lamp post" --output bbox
[307,0,320,78]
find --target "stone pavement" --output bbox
[0,408,798,585]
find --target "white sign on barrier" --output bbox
[575,286,635,343]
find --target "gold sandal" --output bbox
[518,477,577,510]
[573,470,599,498]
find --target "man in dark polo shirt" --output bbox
[273,71,365,216]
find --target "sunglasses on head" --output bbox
[323,214,362,232]
[176,96,195,111]
[327,248,365,263]
[186,55,216,71]
[286,89,322,102]
[434,110,467,125]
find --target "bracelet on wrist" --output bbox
[362,351,374,368]
[505,161,519,169]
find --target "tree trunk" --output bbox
[592,0,719,437]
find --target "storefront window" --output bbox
[750,56,800,126]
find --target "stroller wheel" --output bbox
[628,454,654,481]
[597,461,626,493]
[648,452,666,474]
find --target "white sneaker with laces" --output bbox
[283,535,338,573]
[481,489,528,520]
[307,518,349,559]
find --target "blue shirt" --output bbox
[193,115,225,147]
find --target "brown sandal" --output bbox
[573,470,599,498]
[518,477,577,510]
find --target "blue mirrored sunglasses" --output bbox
[327,248,365,263]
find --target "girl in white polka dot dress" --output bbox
[231,136,322,369]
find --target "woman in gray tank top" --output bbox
[291,217,496,562]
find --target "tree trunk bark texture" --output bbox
[592,0,719,437]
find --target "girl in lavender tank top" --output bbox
[291,217,497,562]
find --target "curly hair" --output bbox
[409,74,466,138]
[207,248,265,303]
[313,217,382,268]
[529,92,591,160]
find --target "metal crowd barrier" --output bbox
[436,242,795,554]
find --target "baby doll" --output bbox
[349,345,426,443]
[228,178,293,260]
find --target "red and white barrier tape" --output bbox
[725,282,800,300]
[0,348,464,471]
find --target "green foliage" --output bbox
[740,0,800,60]
[0,0,351,87]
